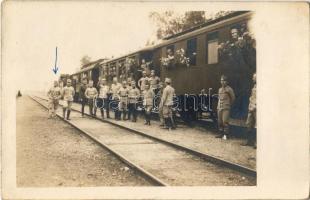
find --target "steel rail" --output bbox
[34,95,256,177]
[29,95,168,186]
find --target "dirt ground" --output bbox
[16,96,151,187]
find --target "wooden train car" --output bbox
[69,59,105,101]
[102,46,154,84]
[151,11,255,123]
[69,11,255,125]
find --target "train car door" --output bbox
[91,66,100,86]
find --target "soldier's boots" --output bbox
[115,111,120,120]
[242,129,255,146]
[67,110,71,120]
[215,129,224,138]
[94,108,97,117]
[170,117,176,129]
[162,118,170,129]
[63,108,66,119]
[81,106,85,117]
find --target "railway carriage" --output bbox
[151,11,255,125]
[69,11,255,127]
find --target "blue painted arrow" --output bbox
[52,47,59,74]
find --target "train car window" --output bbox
[186,38,197,66]
[206,32,219,64]
[166,45,175,54]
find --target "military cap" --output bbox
[220,75,227,81]
[165,78,171,83]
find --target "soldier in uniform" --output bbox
[47,81,62,118]
[79,78,88,117]
[95,78,110,119]
[85,80,98,116]
[149,70,160,95]
[142,84,155,125]
[160,78,176,130]
[138,71,149,92]
[110,77,122,120]
[128,81,140,122]
[62,79,75,120]
[118,81,129,120]
[216,75,235,140]
[242,73,256,148]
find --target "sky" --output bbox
[3,1,232,92]
[3,2,160,91]
[3,1,237,92]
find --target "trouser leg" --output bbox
[222,109,230,137]
[89,99,94,115]
[133,104,137,122]
[128,104,132,120]
[63,107,66,118]
[81,100,85,116]
[66,101,72,120]
[52,101,57,117]
[114,100,119,120]
[245,111,256,146]
[105,98,110,118]
[48,100,53,118]
[93,99,97,116]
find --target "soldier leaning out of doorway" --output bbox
[216,75,235,140]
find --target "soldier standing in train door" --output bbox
[216,75,235,140]
[79,78,88,117]
[95,78,110,119]
[160,78,176,130]
[242,73,256,148]
[118,81,129,121]
[62,79,75,120]
[138,71,149,92]
[142,84,155,125]
[128,81,140,122]
[85,80,98,116]
[47,81,62,118]
[149,70,160,95]
[110,77,122,120]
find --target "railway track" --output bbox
[29,95,256,186]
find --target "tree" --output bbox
[149,11,233,40]
[80,55,91,68]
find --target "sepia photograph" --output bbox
[1,1,309,199]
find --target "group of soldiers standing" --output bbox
[47,71,256,147]
[47,69,177,130]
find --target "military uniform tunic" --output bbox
[47,86,62,117]
[217,85,235,133]
[161,85,175,118]
[111,83,122,100]
[128,88,140,104]
[62,86,75,102]
[143,89,155,114]
[149,76,160,90]
[138,77,149,91]
[98,85,110,99]
[85,87,98,99]
[217,86,235,110]
[118,87,129,111]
